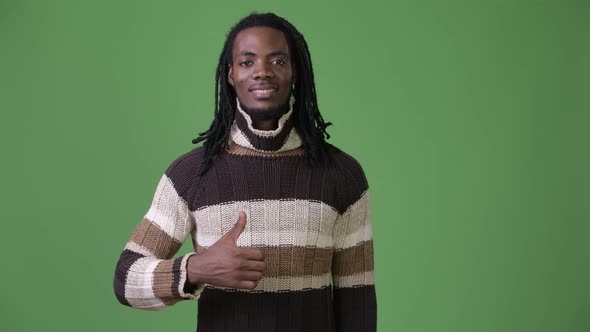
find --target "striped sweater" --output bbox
[113,101,377,331]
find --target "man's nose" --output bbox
[252,62,275,80]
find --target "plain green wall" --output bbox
[0,0,588,331]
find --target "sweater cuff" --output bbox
[179,252,205,300]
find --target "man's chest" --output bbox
[190,156,342,248]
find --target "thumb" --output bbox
[226,211,247,243]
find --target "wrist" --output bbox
[186,253,203,285]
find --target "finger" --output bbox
[235,280,258,290]
[226,211,247,243]
[239,247,265,261]
[239,270,263,281]
[240,260,266,272]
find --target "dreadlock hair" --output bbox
[192,12,333,176]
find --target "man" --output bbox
[113,12,377,331]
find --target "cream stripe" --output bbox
[230,124,257,149]
[125,257,166,310]
[333,190,372,250]
[280,129,303,151]
[144,174,194,243]
[209,273,332,293]
[332,270,375,288]
[193,199,339,247]
[334,224,373,250]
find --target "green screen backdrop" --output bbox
[1,0,588,331]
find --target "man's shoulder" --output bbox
[323,143,369,211]
[325,143,367,179]
[164,146,206,182]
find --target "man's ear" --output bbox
[228,65,235,86]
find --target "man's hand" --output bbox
[187,211,266,290]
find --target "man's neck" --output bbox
[252,119,279,131]
[237,97,292,132]
[230,95,302,153]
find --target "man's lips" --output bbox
[249,85,278,99]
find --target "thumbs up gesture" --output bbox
[186,211,266,290]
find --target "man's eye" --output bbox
[272,59,287,65]
[240,60,253,66]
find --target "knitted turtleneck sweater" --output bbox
[113,98,377,331]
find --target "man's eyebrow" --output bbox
[267,50,289,57]
[238,50,289,57]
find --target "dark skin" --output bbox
[187,27,296,290]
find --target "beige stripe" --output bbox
[209,272,332,293]
[152,259,180,306]
[332,240,374,276]
[194,200,338,247]
[226,139,304,157]
[130,218,182,259]
[125,257,166,310]
[333,190,372,250]
[332,270,375,288]
[144,174,194,243]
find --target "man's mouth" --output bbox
[250,88,277,99]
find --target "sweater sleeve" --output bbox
[331,156,377,331]
[113,172,205,311]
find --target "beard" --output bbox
[238,99,291,122]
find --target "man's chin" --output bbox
[239,100,291,121]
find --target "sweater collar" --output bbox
[229,95,302,153]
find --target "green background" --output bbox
[1,0,588,331]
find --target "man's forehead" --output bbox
[233,27,290,55]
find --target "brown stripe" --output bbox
[163,147,206,211]
[333,285,377,331]
[165,145,369,215]
[332,240,374,276]
[196,245,334,278]
[130,218,182,259]
[196,286,335,331]
[152,259,182,306]
[264,245,333,278]
[193,154,350,214]
[113,249,144,307]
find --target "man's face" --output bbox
[228,26,296,119]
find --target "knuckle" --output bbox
[229,247,241,258]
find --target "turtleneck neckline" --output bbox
[229,96,302,154]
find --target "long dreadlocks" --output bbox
[192,12,333,176]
